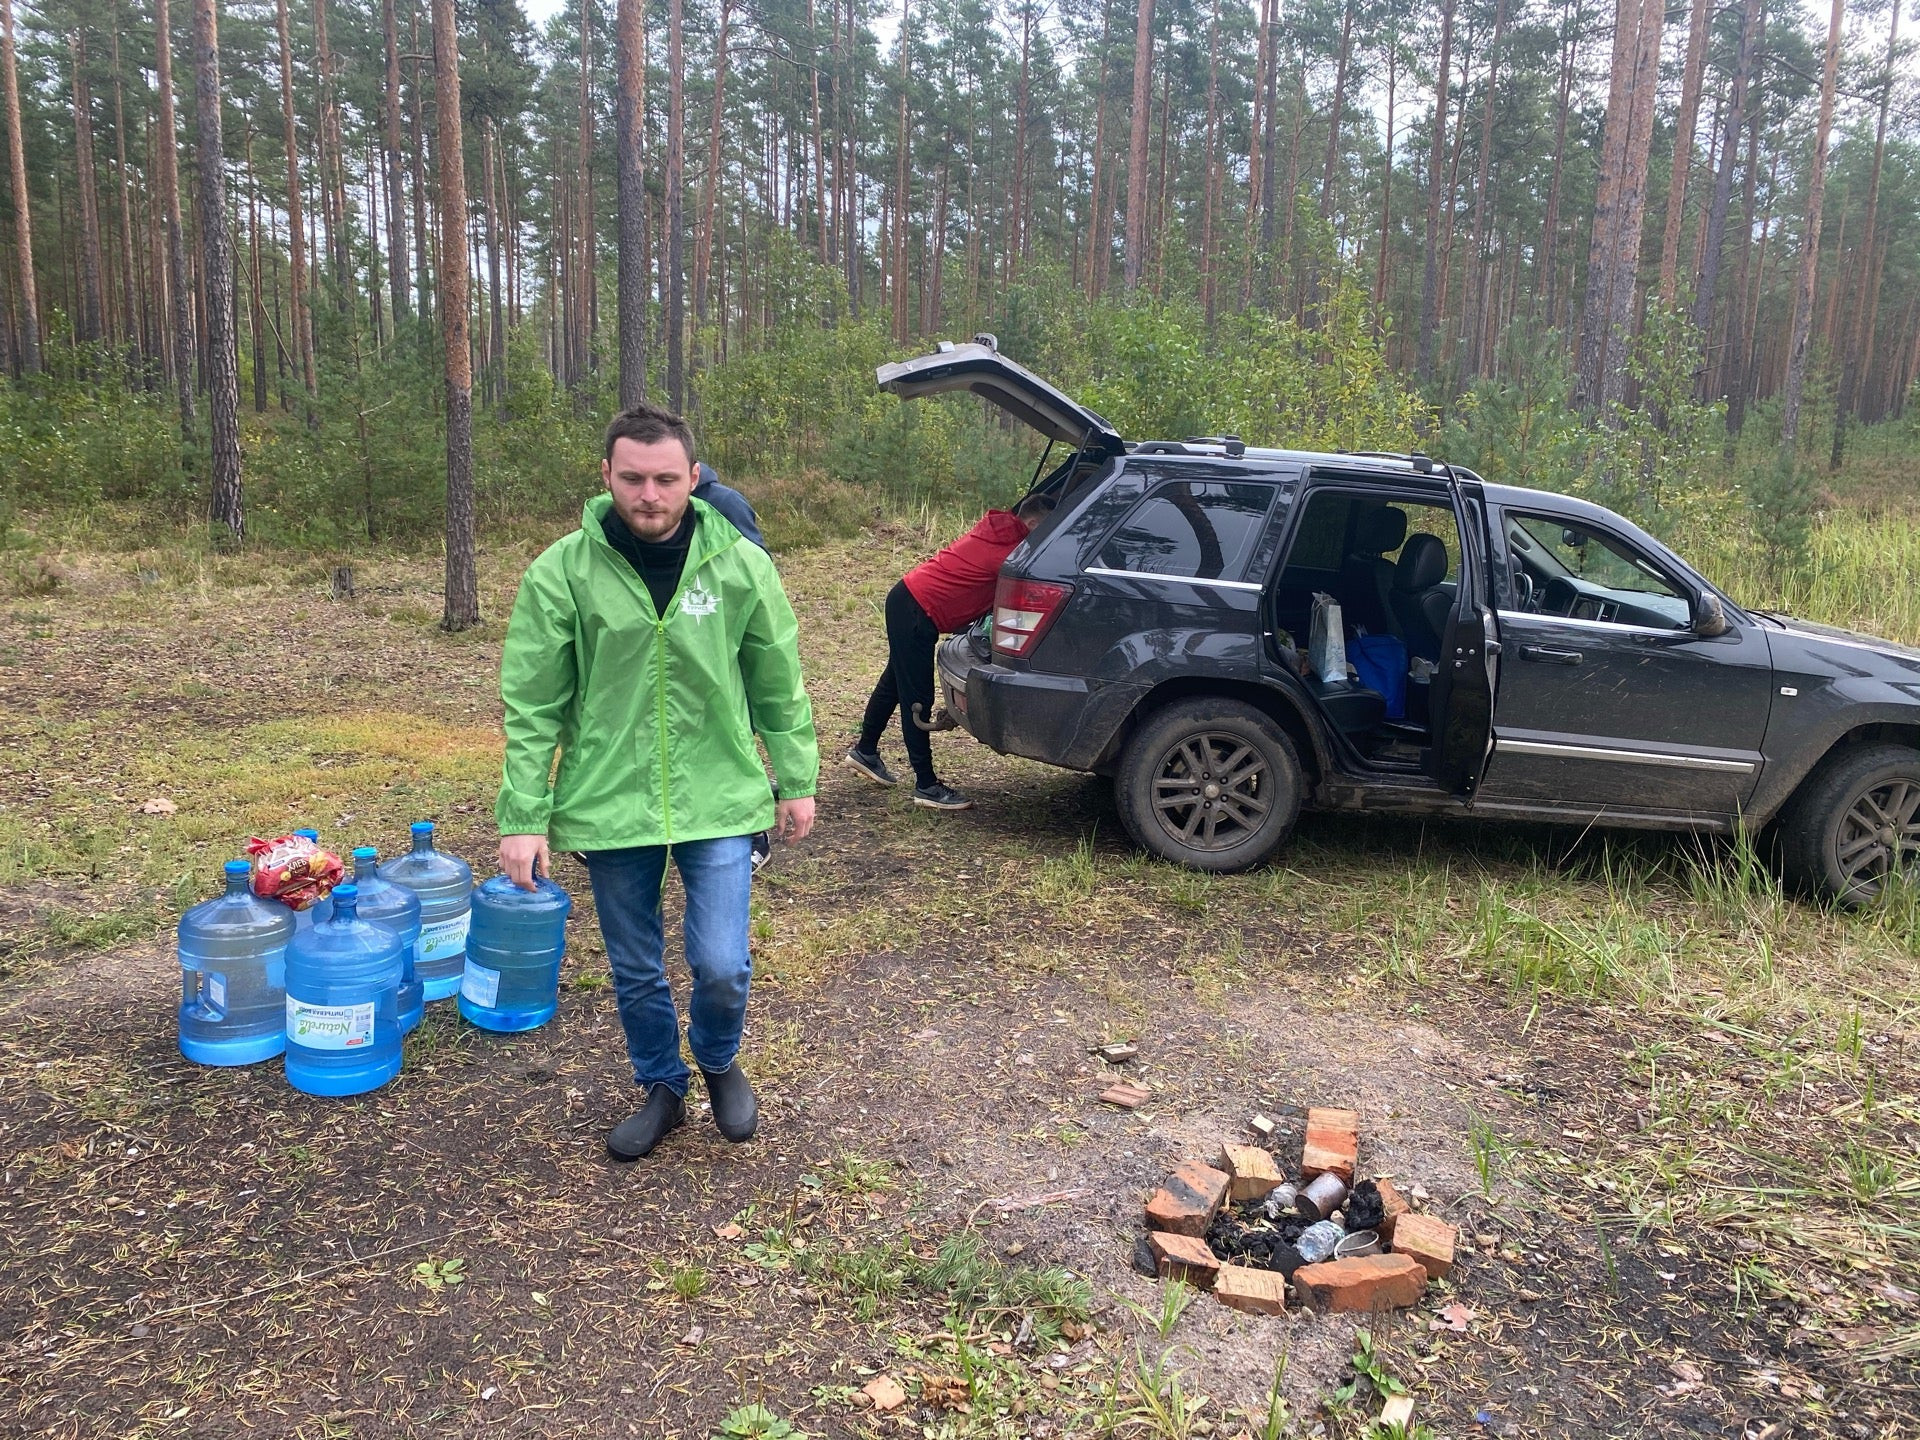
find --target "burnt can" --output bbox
[1295,1171,1349,1222]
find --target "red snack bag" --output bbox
[246,834,347,912]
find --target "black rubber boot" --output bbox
[701,1062,759,1142]
[606,1083,686,1161]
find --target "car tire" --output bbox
[1114,698,1304,873]
[1778,742,1920,905]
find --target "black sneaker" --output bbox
[913,782,973,811]
[701,1061,759,1142]
[750,830,771,873]
[606,1084,686,1161]
[843,747,898,787]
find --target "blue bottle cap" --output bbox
[411,821,435,835]
[333,883,359,903]
[294,829,319,841]
[353,846,378,860]
[224,859,252,877]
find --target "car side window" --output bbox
[1096,481,1277,581]
[1506,513,1690,629]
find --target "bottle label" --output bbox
[461,959,501,1009]
[286,996,376,1050]
[417,912,472,965]
[206,973,227,1012]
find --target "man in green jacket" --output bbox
[497,401,819,1161]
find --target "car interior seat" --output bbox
[1337,506,1407,637]
[1392,533,1453,663]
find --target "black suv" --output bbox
[878,341,1920,903]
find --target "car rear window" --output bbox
[1095,481,1278,581]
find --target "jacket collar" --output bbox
[583,491,740,576]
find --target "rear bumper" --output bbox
[936,634,1142,771]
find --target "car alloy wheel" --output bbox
[1834,776,1920,892]
[1151,732,1273,851]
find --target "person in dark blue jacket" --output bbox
[693,462,776,871]
[694,463,766,551]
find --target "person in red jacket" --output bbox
[846,494,1055,809]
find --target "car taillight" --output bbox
[992,577,1073,658]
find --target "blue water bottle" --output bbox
[178,859,294,1066]
[313,848,424,1034]
[459,874,572,1032]
[283,884,404,1096]
[377,822,473,1003]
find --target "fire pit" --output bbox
[1134,1107,1455,1316]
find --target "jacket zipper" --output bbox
[655,612,672,843]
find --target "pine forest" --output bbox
[3,0,1919,622]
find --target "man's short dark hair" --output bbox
[604,401,696,466]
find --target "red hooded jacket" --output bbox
[901,510,1032,633]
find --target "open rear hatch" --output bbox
[877,341,1125,455]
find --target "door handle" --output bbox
[1519,645,1582,665]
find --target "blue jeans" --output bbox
[580,836,754,1096]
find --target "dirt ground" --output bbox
[2,526,1915,1439]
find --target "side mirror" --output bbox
[1693,592,1731,638]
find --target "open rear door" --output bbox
[877,341,1125,455]
[1426,475,1499,795]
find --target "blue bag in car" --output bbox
[1349,634,1408,720]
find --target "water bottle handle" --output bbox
[180,964,228,1021]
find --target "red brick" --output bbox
[1373,1178,1410,1241]
[1292,1254,1427,1313]
[1391,1212,1457,1281]
[1214,1264,1288,1315]
[1147,1231,1220,1289]
[1144,1161,1229,1237]
[1217,1144,1283,1203]
[1101,1082,1152,1109]
[1300,1106,1360,1183]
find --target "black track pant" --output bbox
[857,580,941,788]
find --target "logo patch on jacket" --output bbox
[681,581,719,620]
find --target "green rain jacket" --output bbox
[496,494,819,850]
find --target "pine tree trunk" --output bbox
[109,12,140,373]
[1780,0,1844,455]
[614,0,647,407]
[1374,33,1395,313]
[70,31,107,346]
[1317,1,1353,220]
[1831,0,1898,468]
[1656,0,1710,303]
[694,0,729,323]
[409,6,430,318]
[1122,0,1154,292]
[275,0,314,397]
[1537,0,1575,330]
[808,0,827,265]
[1009,4,1031,279]
[381,0,409,322]
[192,0,242,539]
[572,0,594,393]
[0,0,38,372]
[892,0,910,342]
[665,0,686,407]
[1461,0,1507,377]
[1575,0,1661,413]
[1597,0,1662,412]
[1690,0,1760,373]
[248,130,266,413]
[1199,0,1221,324]
[430,0,476,629]
[1085,0,1113,301]
[1415,0,1455,380]
[484,120,505,404]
